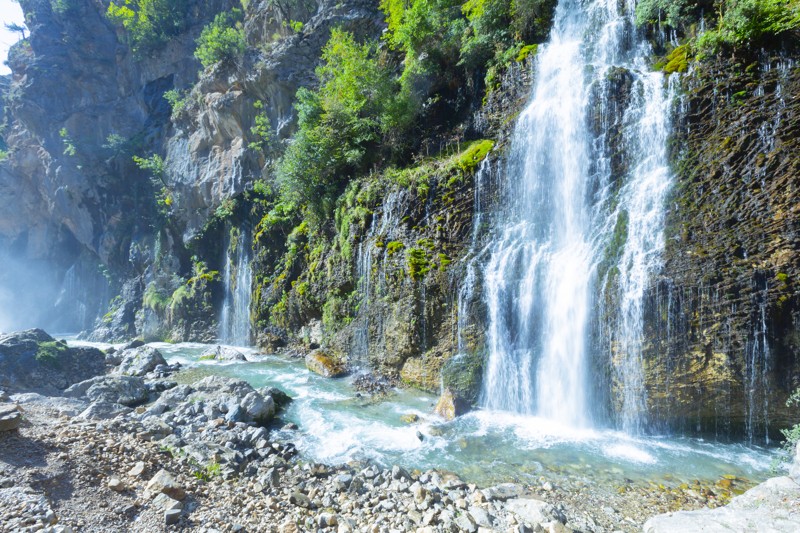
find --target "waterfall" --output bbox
[219,229,253,346]
[745,281,772,444]
[479,0,674,429]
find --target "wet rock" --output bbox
[199,345,247,362]
[305,349,346,378]
[114,346,167,377]
[434,388,470,421]
[400,413,420,424]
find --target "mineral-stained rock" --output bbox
[434,388,470,421]
[305,350,346,378]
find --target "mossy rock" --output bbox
[440,351,484,404]
[434,388,470,421]
[305,349,346,378]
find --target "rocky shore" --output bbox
[2,330,800,532]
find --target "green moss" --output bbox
[143,282,171,313]
[386,241,405,256]
[36,341,68,366]
[515,43,538,62]
[777,272,789,284]
[407,247,431,280]
[438,252,452,269]
[456,140,494,174]
[663,44,689,74]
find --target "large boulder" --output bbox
[434,388,470,421]
[114,346,167,376]
[0,329,104,393]
[305,350,345,378]
[199,345,247,362]
[644,476,800,532]
[64,375,148,406]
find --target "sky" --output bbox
[0,0,26,75]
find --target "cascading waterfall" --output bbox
[745,281,772,444]
[219,229,253,346]
[479,0,674,429]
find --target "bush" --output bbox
[195,9,246,68]
[698,0,800,52]
[276,29,408,227]
[107,0,189,55]
[634,0,697,30]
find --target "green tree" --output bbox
[194,9,246,68]
[106,0,189,55]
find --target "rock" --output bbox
[129,461,147,478]
[305,350,346,378]
[392,465,411,481]
[434,388,470,421]
[401,413,420,424]
[482,483,525,501]
[789,442,800,484]
[469,506,493,528]
[261,386,293,408]
[107,477,125,492]
[289,491,312,508]
[0,390,8,402]
[114,346,167,376]
[505,498,560,527]
[455,513,478,533]
[199,345,247,362]
[241,391,275,423]
[64,375,148,406]
[153,493,183,512]
[643,476,800,533]
[165,508,182,525]
[0,404,21,431]
[78,402,132,420]
[145,469,186,501]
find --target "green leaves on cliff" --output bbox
[195,9,246,68]
[276,29,410,227]
[698,0,800,51]
[107,0,188,55]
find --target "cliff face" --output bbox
[641,53,800,437]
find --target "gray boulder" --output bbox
[199,345,247,362]
[64,375,148,406]
[114,346,167,376]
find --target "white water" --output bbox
[480,0,674,430]
[219,230,253,346]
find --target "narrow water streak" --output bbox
[219,230,253,346]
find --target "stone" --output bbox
[469,506,493,528]
[0,404,21,431]
[65,375,148,406]
[108,477,125,492]
[401,413,420,424]
[78,402,132,420]
[644,476,800,533]
[434,388,470,421]
[153,493,183,512]
[481,483,525,501]
[164,508,182,525]
[305,350,346,378]
[199,345,247,362]
[146,469,186,501]
[505,498,559,527]
[789,442,800,484]
[455,513,478,533]
[289,491,312,508]
[114,346,167,377]
[129,461,146,478]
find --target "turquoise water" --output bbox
[117,342,778,489]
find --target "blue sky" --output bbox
[0,0,26,75]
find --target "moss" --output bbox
[777,272,789,284]
[456,140,494,174]
[662,44,689,74]
[407,247,431,280]
[143,282,171,313]
[440,351,484,404]
[386,241,405,256]
[516,43,538,62]
[36,340,68,366]
[438,252,452,269]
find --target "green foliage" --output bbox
[515,43,538,62]
[276,29,408,227]
[0,150,8,162]
[248,100,273,152]
[698,0,800,52]
[407,247,431,280]
[662,45,689,74]
[193,460,222,481]
[780,388,800,465]
[36,341,67,366]
[133,153,173,215]
[386,241,405,256]
[59,128,77,156]
[635,0,696,30]
[143,281,171,312]
[163,89,188,118]
[51,0,77,15]
[456,139,494,173]
[107,0,189,55]
[288,20,303,32]
[195,9,246,68]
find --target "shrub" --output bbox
[634,0,696,30]
[195,9,246,68]
[698,0,800,52]
[107,0,189,55]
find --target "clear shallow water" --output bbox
[104,342,779,489]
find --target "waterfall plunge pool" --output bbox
[73,340,780,494]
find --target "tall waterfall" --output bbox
[219,229,253,346]
[479,0,674,430]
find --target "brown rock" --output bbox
[434,389,470,421]
[305,350,345,378]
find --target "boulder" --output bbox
[64,375,148,406]
[434,388,470,421]
[305,350,345,378]
[78,402,132,420]
[481,483,525,502]
[505,497,560,526]
[114,346,167,376]
[0,404,22,431]
[644,476,800,533]
[199,345,247,362]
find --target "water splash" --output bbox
[219,229,253,346]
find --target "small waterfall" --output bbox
[745,281,771,444]
[219,228,253,346]
[479,0,675,429]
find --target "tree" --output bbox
[4,22,27,40]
